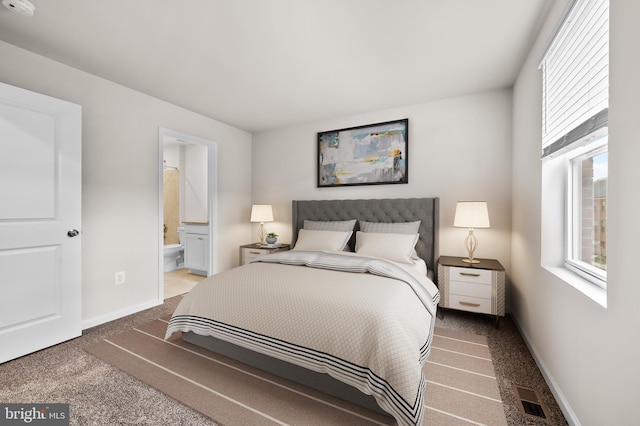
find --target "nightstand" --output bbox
[437,256,505,324]
[239,243,291,265]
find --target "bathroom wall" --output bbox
[183,143,208,223]
[163,143,181,244]
[163,168,180,244]
[162,141,209,244]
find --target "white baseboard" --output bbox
[81,298,163,330]
[511,315,580,426]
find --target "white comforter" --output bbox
[165,250,440,426]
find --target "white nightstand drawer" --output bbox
[242,247,269,262]
[240,244,291,265]
[449,267,492,284]
[450,280,492,299]
[449,294,492,315]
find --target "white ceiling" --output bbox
[0,0,553,133]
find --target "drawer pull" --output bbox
[460,272,481,277]
[249,251,261,255]
[459,301,481,307]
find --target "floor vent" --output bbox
[513,384,550,422]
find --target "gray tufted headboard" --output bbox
[291,198,439,278]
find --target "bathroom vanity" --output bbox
[183,222,209,276]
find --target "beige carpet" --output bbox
[86,318,507,425]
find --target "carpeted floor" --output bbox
[85,318,507,425]
[437,309,566,425]
[0,295,567,425]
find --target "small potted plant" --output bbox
[265,232,278,245]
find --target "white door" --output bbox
[0,82,82,364]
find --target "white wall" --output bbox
[512,1,640,424]
[163,144,180,169]
[0,40,253,326]
[253,89,514,286]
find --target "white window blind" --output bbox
[541,0,609,152]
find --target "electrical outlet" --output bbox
[115,271,126,285]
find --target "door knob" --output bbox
[67,229,80,237]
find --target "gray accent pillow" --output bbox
[359,220,421,234]
[304,219,357,232]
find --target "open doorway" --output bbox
[158,128,218,301]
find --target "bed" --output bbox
[165,197,440,425]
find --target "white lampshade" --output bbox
[250,204,273,223]
[454,202,490,229]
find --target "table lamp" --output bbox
[453,201,490,264]
[250,204,273,245]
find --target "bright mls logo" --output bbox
[1,404,69,425]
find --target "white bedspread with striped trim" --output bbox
[165,250,439,426]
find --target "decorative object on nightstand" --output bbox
[239,243,290,265]
[250,204,273,245]
[265,232,278,245]
[453,201,490,264]
[437,256,505,326]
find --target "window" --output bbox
[566,140,607,287]
[540,0,609,295]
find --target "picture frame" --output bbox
[317,119,408,187]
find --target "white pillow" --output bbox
[359,221,422,260]
[293,229,352,251]
[304,220,356,251]
[355,231,419,264]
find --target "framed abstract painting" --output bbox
[317,119,408,187]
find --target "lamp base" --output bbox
[462,258,480,264]
[257,222,266,245]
